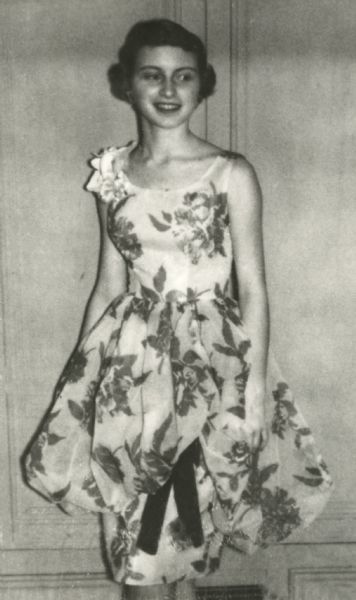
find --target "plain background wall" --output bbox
[1,0,356,597]
[240,1,356,503]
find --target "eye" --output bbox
[141,71,162,82]
[175,71,196,83]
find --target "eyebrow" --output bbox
[138,66,198,72]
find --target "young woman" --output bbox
[25,19,333,600]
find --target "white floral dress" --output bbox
[25,140,333,586]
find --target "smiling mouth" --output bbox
[154,103,181,112]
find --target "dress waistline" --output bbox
[128,280,235,305]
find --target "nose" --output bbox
[159,77,175,98]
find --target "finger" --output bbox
[250,430,260,453]
[249,428,268,453]
[259,427,269,450]
[58,501,74,516]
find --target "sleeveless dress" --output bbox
[24,140,333,586]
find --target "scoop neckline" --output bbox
[117,140,225,192]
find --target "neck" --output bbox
[134,117,196,162]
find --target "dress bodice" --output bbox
[86,141,236,302]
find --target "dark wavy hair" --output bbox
[108,19,216,104]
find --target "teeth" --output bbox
[156,103,180,109]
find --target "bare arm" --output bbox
[79,199,128,339]
[227,157,270,449]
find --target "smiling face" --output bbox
[127,45,201,129]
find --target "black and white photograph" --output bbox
[0,1,354,599]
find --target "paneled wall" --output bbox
[220,1,356,597]
[1,1,356,598]
[234,0,356,523]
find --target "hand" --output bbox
[58,500,79,516]
[243,382,268,452]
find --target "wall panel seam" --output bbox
[229,0,237,151]
[0,1,17,548]
[289,567,356,600]
[161,0,175,20]
[173,0,182,23]
[0,572,111,589]
[233,0,249,154]
[203,0,208,140]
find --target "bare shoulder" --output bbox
[202,141,258,179]
[223,152,258,177]
[220,148,246,161]
[196,141,263,207]
[224,153,263,215]
[195,141,246,161]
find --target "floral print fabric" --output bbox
[25,141,333,585]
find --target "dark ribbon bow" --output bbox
[136,438,204,555]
